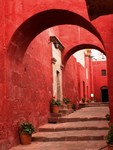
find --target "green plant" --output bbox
[106,124,113,145]
[51,97,61,106]
[82,97,85,103]
[72,104,76,111]
[19,122,35,135]
[105,114,110,121]
[63,97,70,104]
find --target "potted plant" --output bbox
[63,97,70,104]
[63,97,71,109]
[82,97,85,103]
[105,114,111,126]
[50,97,61,113]
[106,124,113,150]
[19,122,35,145]
[72,104,76,111]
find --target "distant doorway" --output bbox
[101,87,109,102]
[83,81,85,98]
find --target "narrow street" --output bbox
[10,103,109,150]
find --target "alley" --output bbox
[10,103,109,150]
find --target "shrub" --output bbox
[63,97,70,104]
[107,124,113,145]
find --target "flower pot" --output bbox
[108,144,113,150]
[20,133,32,145]
[52,105,59,113]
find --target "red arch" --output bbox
[8,9,104,59]
[62,44,105,65]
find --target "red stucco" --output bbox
[93,61,108,102]
[62,57,78,104]
[0,0,113,149]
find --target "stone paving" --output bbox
[10,103,109,150]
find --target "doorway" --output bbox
[56,71,61,100]
[101,87,109,102]
[83,81,85,98]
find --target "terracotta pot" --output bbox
[108,144,113,150]
[20,133,32,145]
[52,105,59,113]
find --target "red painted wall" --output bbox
[77,54,93,102]
[62,56,78,105]
[92,16,113,122]
[77,62,86,100]
[0,0,113,149]
[85,55,92,100]
[6,30,55,147]
[93,61,108,102]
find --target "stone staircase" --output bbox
[86,102,109,107]
[48,102,109,123]
[32,103,109,146]
[48,104,74,123]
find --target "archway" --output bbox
[62,44,105,65]
[62,46,107,103]
[7,9,105,60]
[6,9,106,145]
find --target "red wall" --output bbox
[63,56,78,105]
[0,0,113,149]
[77,62,86,100]
[77,54,93,101]
[85,55,93,100]
[93,61,108,102]
[6,31,54,147]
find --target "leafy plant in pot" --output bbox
[72,104,76,111]
[82,97,85,103]
[106,124,113,150]
[63,97,71,109]
[19,122,35,145]
[50,96,61,113]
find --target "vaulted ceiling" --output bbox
[85,0,113,20]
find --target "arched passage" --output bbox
[7,9,104,60]
[6,9,107,145]
[62,44,107,104]
[62,44,105,65]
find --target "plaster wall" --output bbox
[0,0,113,149]
[93,61,108,102]
[52,43,63,101]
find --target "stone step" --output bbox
[59,108,74,115]
[32,130,108,142]
[50,109,74,118]
[49,108,74,123]
[86,102,109,107]
[48,116,106,123]
[39,121,109,132]
[30,141,108,150]
[48,106,109,123]
[10,141,108,150]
